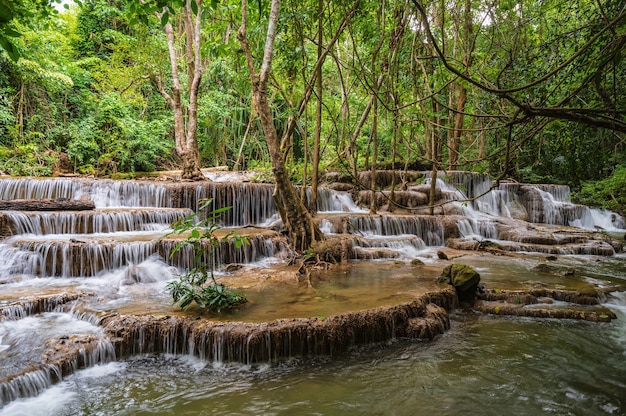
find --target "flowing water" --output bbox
[1,173,626,415]
[3,276,625,416]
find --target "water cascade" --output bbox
[1,172,625,410]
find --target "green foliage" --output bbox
[64,93,173,174]
[165,199,249,312]
[0,0,76,61]
[0,141,57,176]
[0,0,624,188]
[574,165,626,216]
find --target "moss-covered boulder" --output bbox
[438,264,481,303]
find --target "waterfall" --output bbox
[315,188,367,213]
[158,235,290,271]
[2,208,190,235]
[0,178,85,200]
[457,218,498,240]
[422,172,625,230]
[352,235,427,259]
[347,215,444,247]
[179,182,278,227]
[89,181,170,208]
[319,219,335,234]
[569,208,626,231]
[0,243,40,282]
[106,290,455,365]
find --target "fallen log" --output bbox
[0,198,95,211]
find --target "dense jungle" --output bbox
[0,0,624,220]
[2,1,626,414]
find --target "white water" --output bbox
[1,172,626,411]
[316,188,368,213]
[423,172,625,232]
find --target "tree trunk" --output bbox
[369,95,378,214]
[449,83,466,170]
[155,2,205,181]
[310,0,323,214]
[238,0,323,252]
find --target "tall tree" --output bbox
[150,0,205,180]
[237,0,323,251]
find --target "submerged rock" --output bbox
[532,263,576,277]
[437,250,449,260]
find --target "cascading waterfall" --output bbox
[189,182,278,227]
[342,215,445,258]
[0,243,40,282]
[422,171,625,229]
[315,188,368,213]
[159,235,290,270]
[1,208,191,235]
[0,174,295,407]
[347,215,444,247]
[1,172,625,410]
[0,178,84,200]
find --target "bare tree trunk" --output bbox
[369,95,378,214]
[448,0,472,171]
[449,83,466,170]
[238,0,323,252]
[310,0,323,214]
[153,2,205,181]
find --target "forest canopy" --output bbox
[0,0,624,192]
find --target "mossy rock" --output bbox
[438,264,481,293]
[411,258,425,266]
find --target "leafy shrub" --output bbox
[574,165,626,216]
[0,142,57,176]
[164,199,249,312]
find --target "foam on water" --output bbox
[0,384,78,416]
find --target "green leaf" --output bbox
[160,12,169,27]
[2,27,21,38]
[0,37,20,61]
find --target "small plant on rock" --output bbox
[164,199,248,312]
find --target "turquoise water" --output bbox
[2,255,626,416]
[4,306,625,416]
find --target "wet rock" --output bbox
[103,288,457,363]
[225,264,244,272]
[411,258,425,266]
[406,304,450,340]
[357,170,423,189]
[437,264,481,303]
[311,236,355,262]
[407,184,441,201]
[437,250,449,260]
[356,190,429,211]
[325,182,354,192]
[0,293,86,319]
[606,237,624,253]
[476,289,600,305]
[473,300,617,322]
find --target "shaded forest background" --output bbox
[0,0,624,213]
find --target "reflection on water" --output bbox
[4,309,625,416]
